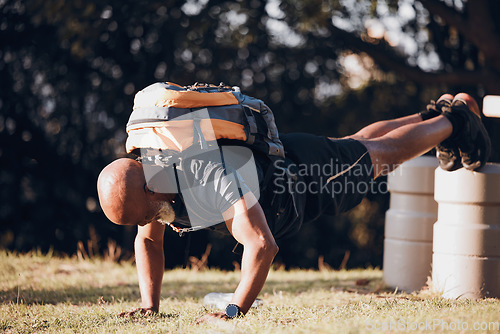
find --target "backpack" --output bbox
[125,82,284,159]
[125,82,304,242]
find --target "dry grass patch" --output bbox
[1,250,499,333]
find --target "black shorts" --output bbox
[280,133,374,223]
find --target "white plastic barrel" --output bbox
[383,156,439,292]
[433,164,500,299]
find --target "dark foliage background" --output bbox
[1,0,499,269]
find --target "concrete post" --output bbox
[433,164,500,299]
[383,156,438,292]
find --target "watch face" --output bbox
[225,304,240,318]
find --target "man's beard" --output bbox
[156,201,176,225]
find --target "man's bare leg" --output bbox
[348,114,423,140]
[346,94,454,140]
[359,116,453,178]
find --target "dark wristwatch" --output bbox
[225,304,242,319]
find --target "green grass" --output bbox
[1,250,499,333]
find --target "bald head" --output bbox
[97,158,150,225]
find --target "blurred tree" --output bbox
[0,0,498,268]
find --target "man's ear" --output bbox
[144,183,156,195]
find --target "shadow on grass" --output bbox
[1,284,142,306]
[1,270,388,306]
[263,275,389,296]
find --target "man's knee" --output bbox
[358,139,401,178]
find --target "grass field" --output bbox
[1,250,499,333]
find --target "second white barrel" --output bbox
[433,164,500,299]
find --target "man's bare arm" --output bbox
[121,221,165,316]
[196,192,278,323]
[227,193,278,314]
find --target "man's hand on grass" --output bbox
[195,312,230,324]
[119,307,157,317]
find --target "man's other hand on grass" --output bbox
[195,312,230,324]
[119,307,157,317]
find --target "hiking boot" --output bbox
[431,95,463,171]
[447,93,491,171]
[436,138,462,171]
[420,93,453,121]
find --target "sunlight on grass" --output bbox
[1,250,499,333]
